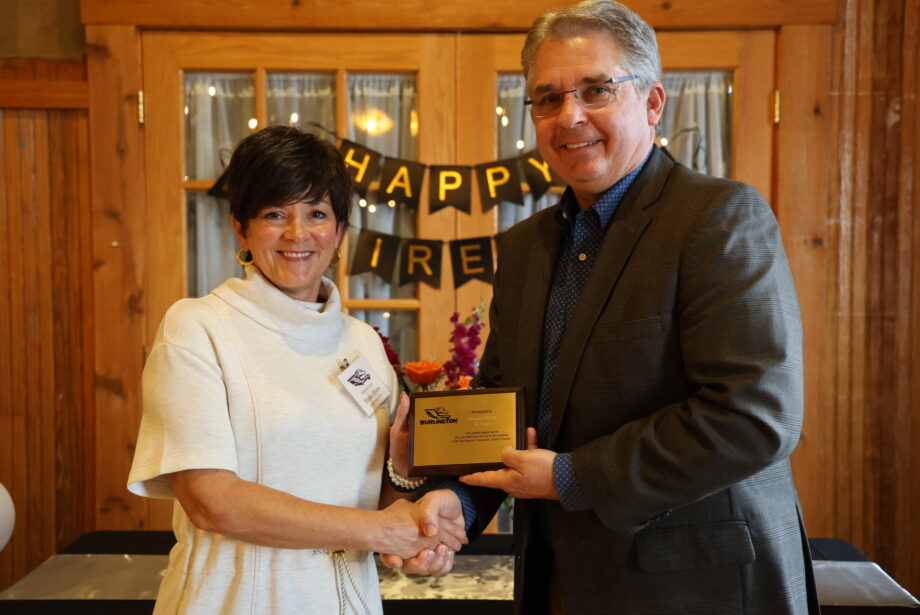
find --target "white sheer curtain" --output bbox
[346,73,418,360]
[659,71,732,178]
[496,70,733,231]
[185,72,255,297]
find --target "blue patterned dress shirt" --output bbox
[444,148,653,529]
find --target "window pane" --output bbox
[347,73,418,300]
[184,72,255,180]
[266,72,337,141]
[659,71,733,178]
[356,310,418,365]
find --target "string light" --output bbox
[184,105,189,115]
[501,115,510,127]
[516,139,525,150]
[383,312,391,319]
[495,106,504,116]
[368,204,377,213]
[289,112,299,124]
[207,86,216,97]
[659,137,669,147]
[387,200,396,208]
[359,199,368,208]
[248,118,258,130]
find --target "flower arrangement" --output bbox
[376,303,486,392]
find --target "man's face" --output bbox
[529,31,665,209]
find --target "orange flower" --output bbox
[403,360,444,385]
[453,375,473,389]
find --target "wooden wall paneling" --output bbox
[0,109,14,589]
[827,0,920,594]
[49,109,94,547]
[80,0,836,30]
[775,25,835,537]
[0,101,92,590]
[905,0,920,592]
[0,58,86,81]
[87,24,149,530]
[733,31,775,205]
[416,34,458,361]
[2,108,29,584]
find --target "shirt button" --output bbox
[578,253,587,261]
[562,211,568,219]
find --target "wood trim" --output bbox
[0,80,89,109]
[774,24,834,535]
[87,24,150,530]
[344,299,421,311]
[80,0,836,29]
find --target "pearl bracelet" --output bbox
[387,457,427,492]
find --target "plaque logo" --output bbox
[420,407,459,425]
[347,369,371,386]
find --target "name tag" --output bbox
[336,355,390,417]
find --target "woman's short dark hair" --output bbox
[224,125,352,232]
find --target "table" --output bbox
[1,533,916,613]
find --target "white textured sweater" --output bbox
[128,267,396,614]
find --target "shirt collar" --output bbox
[555,145,654,230]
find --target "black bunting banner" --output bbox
[428,166,472,215]
[377,158,425,211]
[339,139,382,198]
[517,150,565,201]
[449,237,494,288]
[210,128,568,214]
[475,158,525,212]
[351,230,401,282]
[207,168,230,199]
[399,239,444,289]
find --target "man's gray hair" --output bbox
[521,0,662,94]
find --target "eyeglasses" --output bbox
[524,75,638,118]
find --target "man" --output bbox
[385,1,819,613]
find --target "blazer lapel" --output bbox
[516,212,561,426]
[548,149,674,447]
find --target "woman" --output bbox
[128,126,464,614]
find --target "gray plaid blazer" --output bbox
[472,147,819,615]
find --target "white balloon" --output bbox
[0,482,14,552]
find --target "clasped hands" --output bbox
[381,395,559,576]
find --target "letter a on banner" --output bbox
[378,158,425,210]
[475,159,524,212]
[350,230,401,282]
[449,237,494,288]
[339,139,382,198]
[518,150,564,200]
[428,166,472,214]
[399,239,443,288]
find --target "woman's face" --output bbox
[233,198,342,303]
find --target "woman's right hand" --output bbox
[375,496,466,560]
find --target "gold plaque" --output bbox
[408,387,524,475]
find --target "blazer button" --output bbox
[578,253,587,261]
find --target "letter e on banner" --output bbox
[449,237,494,288]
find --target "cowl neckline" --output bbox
[212,266,344,341]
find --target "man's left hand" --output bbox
[459,428,559,500]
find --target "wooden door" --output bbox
[142,31,459,526]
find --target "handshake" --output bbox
[376,488,466,577]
